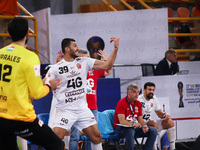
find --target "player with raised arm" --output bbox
[47,37,120,150]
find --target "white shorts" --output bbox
[52,107,96,131]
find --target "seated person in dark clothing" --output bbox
[155,49,179,76]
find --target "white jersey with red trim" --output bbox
[47,57,95,111]
[138,94,161,122]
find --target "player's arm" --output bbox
[138,116,149,133]
[138,116,145,126]
[155,109,170,119]
[97,50,111,76]
[118,114,133,126]
[26,54,61,99]
[92,37,120,71]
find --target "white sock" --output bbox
[91,143,102,150]
[64,136,70,150]
[167,126,176,150]
[18,136,27,150]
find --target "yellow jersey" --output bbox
[0,44,50,122]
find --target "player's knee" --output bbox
[148,120,158,129]
[91,133,102,144]
[169,120,175,127]
[162,119,174,129]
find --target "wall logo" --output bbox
[178,81,184,108]
[87,36,105,60]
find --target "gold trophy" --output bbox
[177,82,184,108]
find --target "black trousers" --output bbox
[0,117,64,150]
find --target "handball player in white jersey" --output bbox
[46,37,120,150]
[138,82,176,150]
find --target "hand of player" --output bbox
[133,122,141,128]
[97,50,109,61]
[163,113,171,120]
[56,50,64,63]
[142,125,149,133]
[49,77,63,91]
[110,37,120,49]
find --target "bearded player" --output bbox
[46,37,120,150]
[138,82,176,150]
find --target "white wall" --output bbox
[176,119,200,139]
[49,8,168,64]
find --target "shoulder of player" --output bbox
[138,94,145,101]
[152,95,158,100]
[117,97,126,105]
[135,100,142,105]
[22,49,39,62]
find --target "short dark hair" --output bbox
[8,17,28,42]
[61,38,75,54]
[144,82,155,90]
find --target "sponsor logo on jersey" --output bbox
[65,95,84,103]
[65,88,85,97]
[76,63,81,69]
[6,46,15,51]
[66,70,80,78]
[151,102,153,107]
[135,107,138,112]
[34,64,40,77]
[90,117,96,122]
[38,120,44,127]
[0,95,7,101]
[126,115,133,122]
[14,129,30,135]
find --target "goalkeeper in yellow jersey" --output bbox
[0,17,64,150]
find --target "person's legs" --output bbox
[73,108,101,150]
[115,126,136,150]
[85,109,98,150]
[161,119,176,150]
[135,126,157,150]
[0,117,64,150]
[82,124,102,150]
[64,131,70,150]
[0,117,22,150]
[69,125,81,150]
[23,118,64,150]
[147,120,159,150]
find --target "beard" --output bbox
[146,93,154,99]
[69,48,78,59]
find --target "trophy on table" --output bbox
[177,82,184,108]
